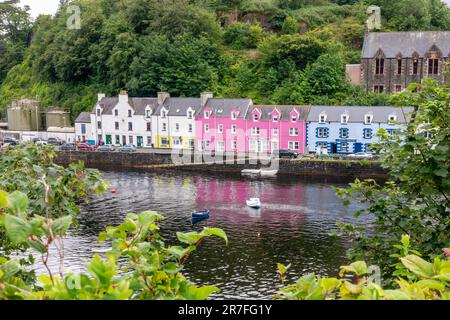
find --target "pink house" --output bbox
[245,105,310,154]
[195,98,253,153]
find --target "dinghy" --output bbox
[260,169,278,177]
[191,209,210,223]
[246,198,261,209]
[241,169,261,176]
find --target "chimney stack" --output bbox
[119,90,128,104]
[201,92,213,107]
[98,93,106,102]
[157,92,170,105]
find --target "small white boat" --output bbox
[242,169,261,176]
[260,169,278,177]
[246,197,261,209]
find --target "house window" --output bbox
[129,136,133,144]
[81,124,86,134]
[316,127,329,138]
[253,114,259,121]
[146,110,151,118]
[97,121,102,129]
[162,123,167,132]
[397,59,402,74]
[204,111,210,119]
[340,128,349,139]
[147,136,152,146]
[388,114,397,123]
[289,128,298,136]
[319,114,327,123]
[291,114,297,122]
[231,125,237,134]
[217,141,225,152]
[218,124,223,133]
[161,138,169,146]
[187,110,193,119]
[128,110,132,117]
[128,122,133,131]
[317,141,328,149]
[114,109,118,117]
[363,128,372,139]
[413,59,419,75]
[231,140,237,150]
[204,140,210,148]
[172,138,180,146]
[375,58,384,75]
[272,128,278,136]
[428,59,439,75]
[341,114,348,124]
[146,122,151,132]
[394,85,402,92]
[374,85,384,93]
[340,141,348,152]
[288,141,299,150]
[175,123,180,132]
[387,129,397,135]
[252,127,260,135]
[161,111,167,119]
[365,114,373,124]
[188,124,193,133]
[204,124,209,133]
[273,114,279,122]
[97,109,101,116]
[115,122,119,130]
[231,112,237,120]
[115,135,120,145]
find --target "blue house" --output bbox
[306,106,414,154]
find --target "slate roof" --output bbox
[201,98,253,117]
[306,106,415,123]
[246,105,310,121]
[96,97,158,115]
[362,31,450,59]
[75,112,91,123]
[154,98,202,116]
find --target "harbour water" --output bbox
[32,170,368,299]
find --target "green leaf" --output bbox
[187,285,220,300]
[26,239,47,254]
[176,232,205,245]
[319,278,341,293]
[4,214,31,244]
[165,246,193,259]
[0,259,21,279]
[38,274,54,286]
[383,290,411,300]
[339,261,368,276]
[400,255,435,278]
[0,190,9,208]
[202,228,228,245]
[7,191,29,217]
[277,263,291,275]
[51,216,72,235]
[416,280,445,290]
[434,168,448,177]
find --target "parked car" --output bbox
[48,137,64,145]
[3,137,18,146]
[77,143,96,151]
[273,149,299,159]
[118,144,137,153]
[32,138,48,146]
[347,152,374,160]
[97,144,116,152]
[60,143,77,151]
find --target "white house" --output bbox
[151,92,204,149]
[82,91,158,147]
[75,112,94,143]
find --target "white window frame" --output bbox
[288,141,299,150]
[388,114,397,122]
[231,140,237,150]
[204,124,209,133]
[289,128,298,136]
[217,141,225,152]
[319,113,327,123]
[218,124,223,133]
[253,113,259,121]
[175,123,180,132]
[365,114,373,124]
[272,128,278,136]
[341,114,349,124]
[188,124,193,133]
[252,127,260,136]
[341,128,349,139]
[231,125,237,134]
[291,115,297,123]
[231,112,237,120]
[162,123,167,132]
[204,111,210,119]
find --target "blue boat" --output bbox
[191,209,210,223]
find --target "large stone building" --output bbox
[360,31,450,93]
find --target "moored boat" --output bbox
[260,169,278,177]
[241,169,261,176]
[192,209,210,222]
[246,198,261,209]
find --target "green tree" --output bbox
[281,16,298,34]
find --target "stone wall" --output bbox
[56,151,388,180]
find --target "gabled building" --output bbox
[75,112,93,143]
[151,93,202,149]
[245,105,310,154]
[306,106,414,154]
[88,91,158,147]
[361,31,450,93]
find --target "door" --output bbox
[122,135,126,145]
[354,143,363,153]
[271,141,278,153]
[137,136,143,148]
[105,135,112,145]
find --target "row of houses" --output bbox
[75,91,413,154]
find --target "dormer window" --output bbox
[319,113,327,123]
[97,109,101,116]
[146,110,151,118]
[161,110,167,119]
[291,116,297,122]
[187,110,193,119]
[365,114,373,124]
[341,114,349,124]
[231,112,237,120]
[114,109,118,117]
[128,110,132,118]
[204,111,210,119]
[273,114,279,122]
[253,114,259,121]
[388,114,397,123]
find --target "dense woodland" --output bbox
[0,0,449,120]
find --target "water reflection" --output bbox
[30,171,368,299]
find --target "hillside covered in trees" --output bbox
[0,0,449,120]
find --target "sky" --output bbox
[19,0,450,18]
